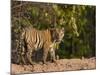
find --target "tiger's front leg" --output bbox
[49,43,56,62]
[43,49,49,64]
[50,48,56,62]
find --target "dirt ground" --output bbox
[11,57,96,74]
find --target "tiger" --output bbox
[17,27,64,65]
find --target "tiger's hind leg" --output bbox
[18,54,26,65]
[26,49,35,65]
[17,37,27,65]
[16,52,22,64]
[18,46,27,65]
[21,54,26,65]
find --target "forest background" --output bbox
[11,1,96,59]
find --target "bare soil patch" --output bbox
[11,57,96,74]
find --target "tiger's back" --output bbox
[22,28,53,51]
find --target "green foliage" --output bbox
[11,1,96,58]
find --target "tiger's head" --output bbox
[50,27,64,43]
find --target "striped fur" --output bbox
[18,27,64,65]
